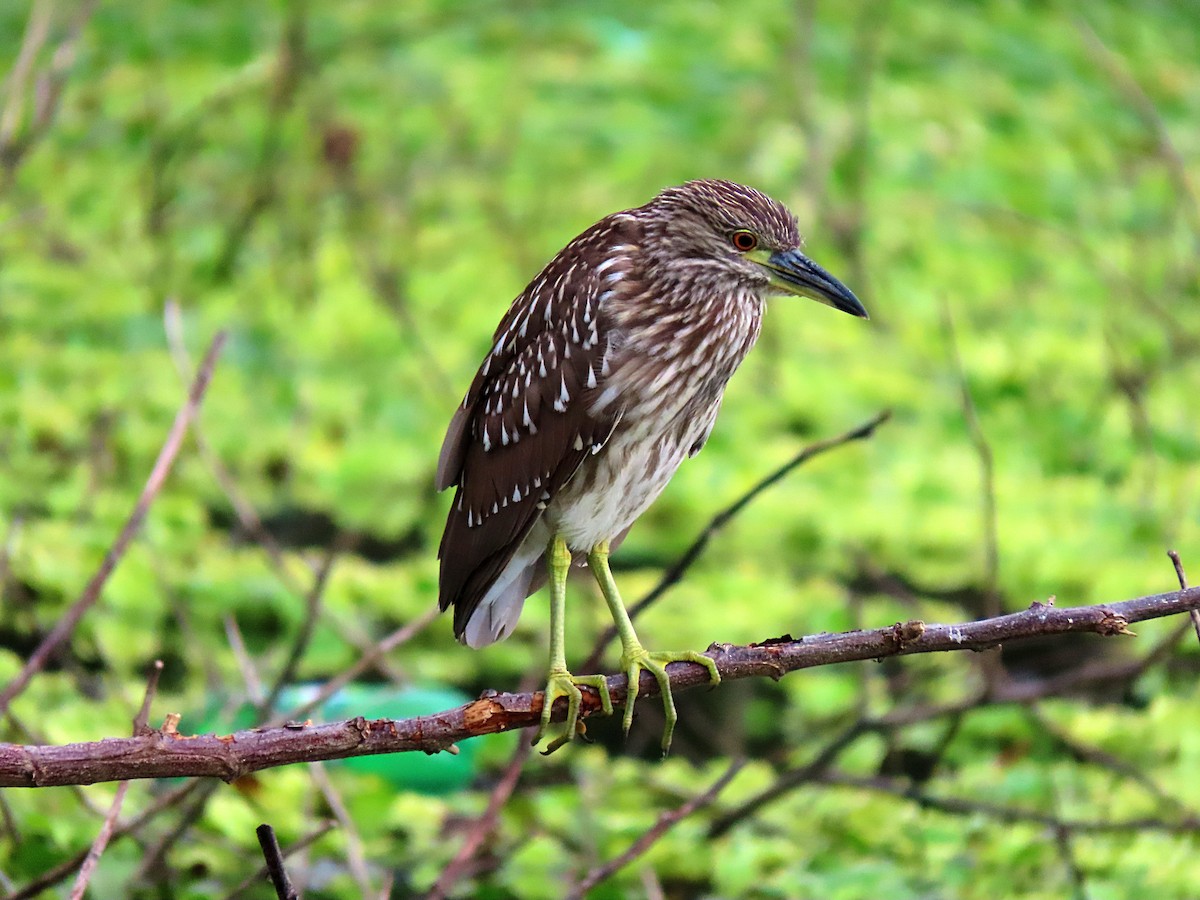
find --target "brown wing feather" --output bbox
[436,217,631,637]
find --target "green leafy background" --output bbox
[1,0,1198,897]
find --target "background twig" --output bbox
[1167,550,1199,644]
[256,824,299,900]
[0,332,227,717]
[567,758,744,898]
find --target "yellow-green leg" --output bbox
[588,539,721,755]
[531,534,613,753]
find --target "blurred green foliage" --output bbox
[1,0,1198,896]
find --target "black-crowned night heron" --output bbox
[436,179,867,754]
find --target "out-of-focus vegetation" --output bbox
[1,0,1198,896]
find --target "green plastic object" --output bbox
[195,683,480,795]
[321,683,480,794]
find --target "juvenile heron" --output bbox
[436,179,867,753]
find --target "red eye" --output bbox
[731,230,758,252]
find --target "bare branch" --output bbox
[1052,806,1089,900]
[256,545,338,721]
[68,657,168,898]
[4,780,204,900]
[0,0,53,149]
[132,661,165,737]
[163,302,306,593]
[709,719,870,838]
[6,333,229,900]
[131,781,222,884]
[256,824,299,900]
[309,764,373,896]
[222,820,335,900]
[0,586,1197,788]
[567,758,744,899]
[426,738,532,900]
[0,0,97,181]
[1026,706,1190,816]
[817,772,1200,835]
[210,5,308,281]
[0,514,22,589]
[67,781,131,900]
[0,331,227,718]
[223,614,265,701]
[164,302,412,685]
[1167,550,1199,644]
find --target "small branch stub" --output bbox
[891,620,927,648]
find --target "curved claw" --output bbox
[531,670,613,751]
[620,649,721,755]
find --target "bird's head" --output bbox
[646,179,868,319]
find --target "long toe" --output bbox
[685,650,721,686]
[619,649,719,755]
[532,670,613,751]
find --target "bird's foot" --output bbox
[619,647,721,755]
[532,668,613,754]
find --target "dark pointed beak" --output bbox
[761,248,868,319]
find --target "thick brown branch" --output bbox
[1,586,1197,788]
